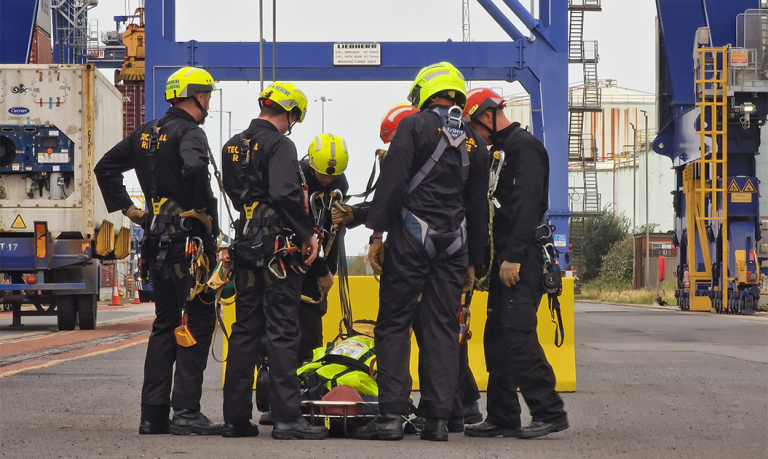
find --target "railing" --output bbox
[568,0,602,9]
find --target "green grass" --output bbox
[576,280,677,306]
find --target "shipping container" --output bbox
[115,83,145,138]
[0,64,128,330]
[29,26,52,65]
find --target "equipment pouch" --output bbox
[230,226,273,272]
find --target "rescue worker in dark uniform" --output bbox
[258,134,350,427]
[219,82,328,440]
[462,88,569,439]
[354,62,489,442]
[94,67,222,435]
[297,134,350,362]
[355,103,483,435]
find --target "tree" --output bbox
[599,235,634,287]
[581,208,631,281]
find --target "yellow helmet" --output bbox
[165,67,216,102]
[308,133,349,176]
[408,62,467,110]
[258,82,308,123]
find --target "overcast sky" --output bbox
[89,0,658,255]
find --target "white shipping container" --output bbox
[0,64,124,239]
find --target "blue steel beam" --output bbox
[145,0,570,263]
[0,0,38,64]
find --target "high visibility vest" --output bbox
[297,336,378,398]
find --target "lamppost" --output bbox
[630,121,637,288]
[315,96,332,133]
[641,109,650,289]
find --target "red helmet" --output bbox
[380,103,419,144]
[463,88,506,123]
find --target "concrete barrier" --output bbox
[221,276,576,392]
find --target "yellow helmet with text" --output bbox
[308,133,349,176]
[408,62,467,110]
[258,82,308,123]
[164,67,216,102]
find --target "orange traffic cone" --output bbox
[133,279,141,304]
[111,281,120,306]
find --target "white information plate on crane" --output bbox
[333,43,381,66]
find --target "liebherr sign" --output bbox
[333,43,381,66]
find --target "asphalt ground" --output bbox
[1,302,766,459]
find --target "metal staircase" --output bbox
[568,0,602,289]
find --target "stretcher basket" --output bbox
[301,400,379,437]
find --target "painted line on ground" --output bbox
[0,335,148,379]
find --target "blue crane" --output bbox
[654,0,767,313]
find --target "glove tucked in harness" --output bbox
[400,105,470,259]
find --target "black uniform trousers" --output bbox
[484,257,566,428]
[376,221,467,419]
[297,279,328,363]
[223,267,304,423]
[413,309,481,420]
[141,244,216,422]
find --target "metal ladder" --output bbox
[689,46,729,312]
[568,0,602,285]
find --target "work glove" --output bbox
[463,265,475,293]
[318,272,334,294]
[368,238,384,275]
[331,205,355,229]
[179,209,213,234]
[499,261,521,288]
[124,205,147,225]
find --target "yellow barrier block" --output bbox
[222,277,576,392]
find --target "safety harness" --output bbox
[143,123,195,269]
[229,133,308,278]
[401,105,470,259]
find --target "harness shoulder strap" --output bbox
[405,106,470,196]
[146,120,162,203]
[237,132,263,205]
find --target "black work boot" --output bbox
[403,416,425,434]
[353,413,404,440]
[420,417,449,441]
[464,421,521,438]
[258,411,274,425]
[463,401,483,425]
[169,410,225,435]
[518,419,569,439]
[222,421,259,438]
[272,417,329,440]
[139,419,170,435]
[447,416,465,433]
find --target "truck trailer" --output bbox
[1,64,129,330]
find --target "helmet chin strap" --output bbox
[193,95,209,124]
[285,111,297,136]
[475,109,498,138]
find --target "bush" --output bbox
[599,235,634,287]
[580,208,631,281]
